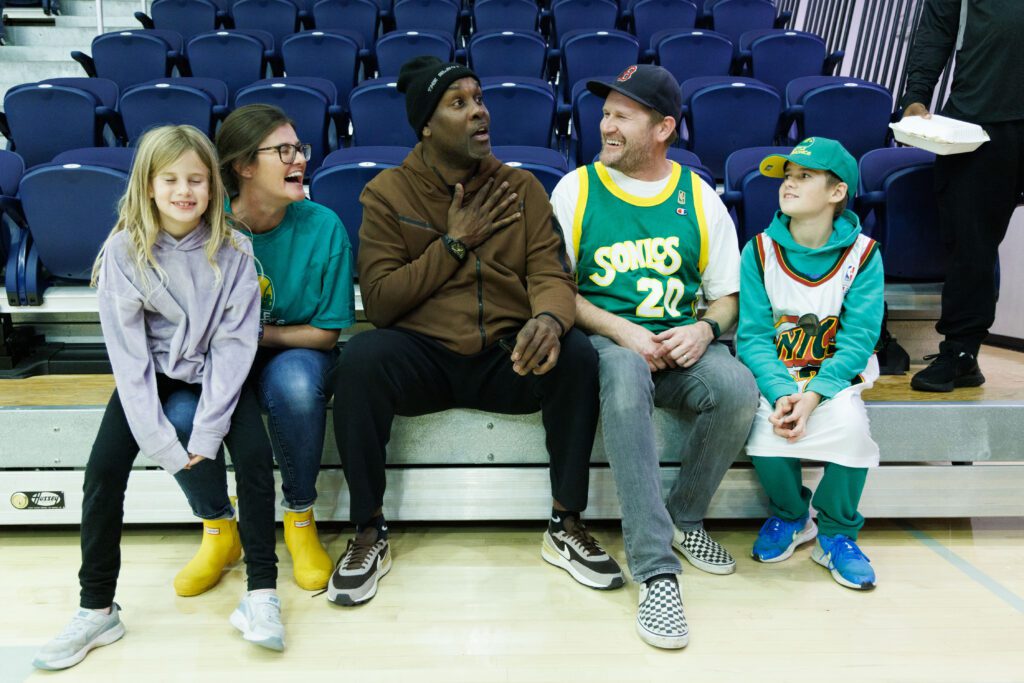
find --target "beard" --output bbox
[600,137,655,176]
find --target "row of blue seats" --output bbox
[0,143,944,307]
[131,0,790,47]
[1,73,895,176]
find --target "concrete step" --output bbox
[0,60,84,92]
[61,0,147,18]
[0,45,81,62]
[7,25,112,47]
[56,15,140,29]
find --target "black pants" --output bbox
[934,119,1024,353]
[332,327,600,525]
[79,375,278,609]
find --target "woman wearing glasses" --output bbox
[167,104,355,595]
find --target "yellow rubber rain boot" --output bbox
[284,509,333,591]
[173,518,242,597]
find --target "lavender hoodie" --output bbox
[97,223,260,474]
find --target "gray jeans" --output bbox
[590,335,758,583]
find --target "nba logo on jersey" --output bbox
[841,264,856,293]
[677,190,687,205]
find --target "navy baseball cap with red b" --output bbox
[586,65,682,126]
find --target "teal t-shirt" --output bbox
[230,199,355,329]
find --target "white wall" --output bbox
[991,208,1024,341]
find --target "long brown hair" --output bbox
[216,104,295,197]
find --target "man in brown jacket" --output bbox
[328,57,623,606]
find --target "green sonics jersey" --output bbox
[574,162,708,334]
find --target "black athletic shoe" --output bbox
[910,341,986,392]
[541,515,624,590]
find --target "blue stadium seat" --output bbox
[560,29,640,105]
[480,77,557,148]
[857,147,944,281]
[232,0,300,74]
[569,78,609,167]
[710,0,788,46]
[310,146,411,259]
[2,79,126,168]
[349,78,419,146]
[6,149,133,305]
[187,29,273,99]
[653,29,732,83]
[234,77,343,170]
[392,0,460,35]
[666,147,715,188]
[473,0,539,33]
[312,0,379,57]
[680,76,781,178]
[550,0,618,52]
[135,0,220,42]
[738,29,843,94]
[632,0,697,60]
[469,30,548,79]
[71,30,185,90]
[119,78,230,144]
[492,146,568,195]
[282,31,362,115]
[783,76,894,161]
[720,145,789,245]
[375,30,455,77]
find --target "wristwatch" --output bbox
[442,234,468,262]
[701,318,721,340]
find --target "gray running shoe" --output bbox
[33,603,126,670]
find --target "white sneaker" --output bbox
[636,576,688,649]
[230,592,285,651]
[33,604,126,670]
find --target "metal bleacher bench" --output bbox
[2,283,1024,525]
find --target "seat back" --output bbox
[375,30,455,76]
[235,77,337,169]
[684,77,781,178]
[188,30,268,99]
[492,146,568,195]
[349,79,420,146]
[561,30,640,103]
[793,77,893,161]
[469,30,547,79]
[654,30,732,82]
[632,0,697,53]
[550,0,618,46]
[120,82,218,143]
[481,78,556,148]
[392,0,460,35]
[4,84,109,168]
[312,0,379,49]
[711,0,776,45]
[282,31,361,110]
[149,0,219,41]
[232,0,300,50]
[90,30,178,90]
[571,80,608,167]
[723,145,788,244]
[747,30,826,93]
[474,0,539,33]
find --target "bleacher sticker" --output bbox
[10,491,65,510]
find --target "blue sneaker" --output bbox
[752,515,818,563]
[812,534,876,590]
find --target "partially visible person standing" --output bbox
[900,0,1024,392]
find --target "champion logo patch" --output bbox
[676,207,687,216]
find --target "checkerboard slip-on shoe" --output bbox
[327,527,391,606]
[541,515,624,590]
[173,518,242,597]
[33,603,126,671]
[911,341,985,392]
[812,534,876,591]
[230,591,285,651]
[752,515,818,563]
[636,576,689,650]
[284,509,334,591]
[672,526,736,574]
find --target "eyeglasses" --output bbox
[256,143,312,164]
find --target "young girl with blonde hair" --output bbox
[33,125,283,671]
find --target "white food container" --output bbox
[889,114,990,155]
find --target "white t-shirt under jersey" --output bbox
[550,163,742,302]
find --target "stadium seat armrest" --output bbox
[71,51,97,77]
[0,196,28,231]
[454,47,467,64]
[216,13,235,29]
[134,11,155,29]
[824,50,845,75]
[0,111,10,141]
[98,107,129,145]
[774,10,793,28]
[212,104,230,120]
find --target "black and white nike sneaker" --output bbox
[541,515,624,590]
[327,527,391,606]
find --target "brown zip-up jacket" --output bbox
[357,144,576,355]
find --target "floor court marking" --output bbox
[900,520,1024,615]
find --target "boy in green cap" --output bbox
[735,137,884,590]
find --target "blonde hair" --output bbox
[91,125,235,290]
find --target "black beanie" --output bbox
[397,56,479,139]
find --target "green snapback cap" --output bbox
[759,137,858,196]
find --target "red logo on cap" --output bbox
[617,66,638,82]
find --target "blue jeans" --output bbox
[167,346,338,517]
[590,335,759,583]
